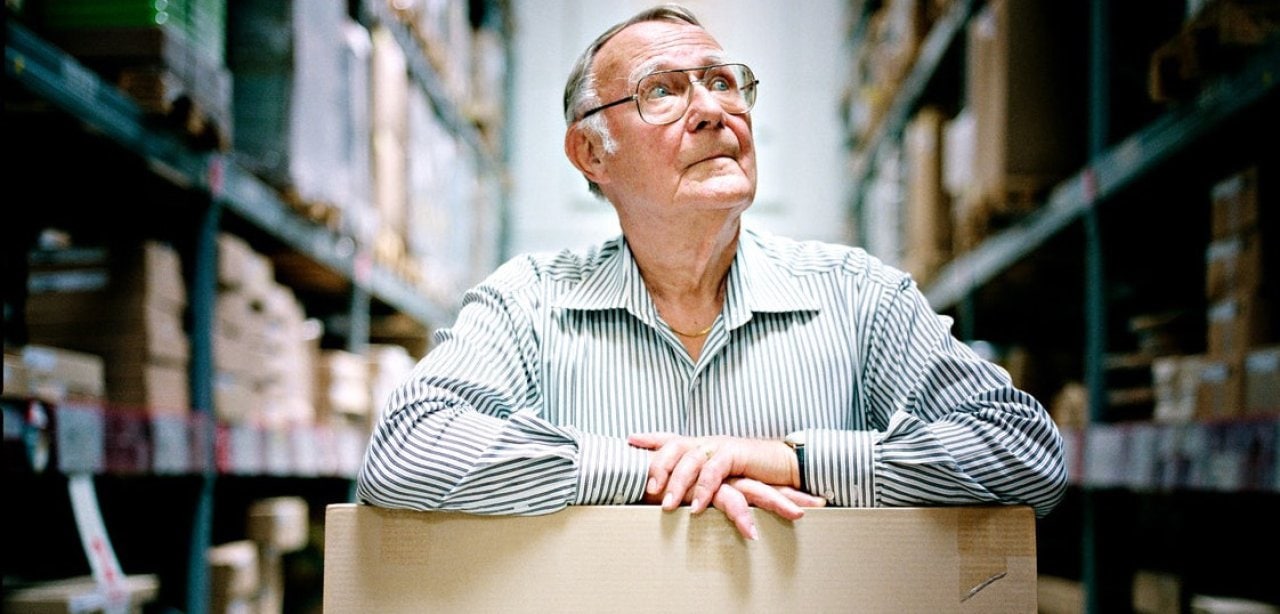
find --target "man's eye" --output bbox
[709,77,732,92]
[647,85,673,99]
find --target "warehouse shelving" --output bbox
[842,1,1280,612]
[3,2,509,612]
[5,18,454,332]
[924,38,1280,312]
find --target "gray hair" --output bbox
[563,4,703,198]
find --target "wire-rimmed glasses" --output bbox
[578,63,758,125]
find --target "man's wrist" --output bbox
[784,431,808,492]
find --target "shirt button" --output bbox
[823,491,836,500]
[612,494,627,505]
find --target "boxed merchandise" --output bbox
[27,240,186,312]
[209,540,259,614]
[1245,345,1280,415]
[26,304,190,367]
[248,497,310,614]
[1207,292,1273,358]
[1210,165,1259,239]
[965,0,1086,214]
[314,350,372,421]
[20,344,106,403]
[217,232,273,293]
[1037,575,1084,614]
[1153,354,1202,423]
[1195,358,1243,421]
[107,362,190,413]
[324,504,1037,613]
[248,497,309,551]
[226,1,368,215]
[1205,232,1263,300]
[903,105,951,285]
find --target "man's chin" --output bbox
[680,174,754,203]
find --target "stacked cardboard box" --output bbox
[38,0,233,149]
[955,0,1086,251]
[1152,164,1277,422]
[214,232,273,427]
[226,0,372,233]
[314,348,382,477]
[1202,165,1275,419]
[26,240,191,414]
[13,344,106,404]
[843,0,941,146]
[214,233,321,474]
[903,105,952,284]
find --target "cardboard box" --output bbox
[966,0,1086,213]
[1205,232,1263,300]
[1196,357,1243,421]
[106,362,190,414]
[904,105,952,285]
[1245,345,1280,415]
[21,344,106,402]
[27,240,186,311]
[323,504,1038,613]
[1037,575,1084,614]
[1211,166,1259,239]
[26,304,190,367]
[1207,292,1273,357]
[208,540,259,614]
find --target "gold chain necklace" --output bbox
[669,321,714,337]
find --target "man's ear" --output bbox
[565,125,608,187]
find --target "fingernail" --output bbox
[748,525,760,541]
[690,497,701,511]
[662,492,674,509]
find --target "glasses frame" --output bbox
[577,63,759,125]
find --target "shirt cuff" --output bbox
[572,432,650,505]
[805,429,878,507]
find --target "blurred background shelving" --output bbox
[4,0,510,612]
[840,0,1279,611]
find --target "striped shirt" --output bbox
[357,228,1067,517]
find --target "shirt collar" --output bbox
[554,230,820,322]
[727,228,821,319]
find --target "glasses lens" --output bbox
[636,64,757,124]
[637,71,690,124]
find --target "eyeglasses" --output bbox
[578,63,759,125]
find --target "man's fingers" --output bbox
[690,445,731,513]
[627,432,676,450]
[775,485,828,509]
[630,433,684,498]
[712,484,758,541]
[662,443,709,510]
[728,478,805,520]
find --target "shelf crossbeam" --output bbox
[5,20,207,188]
[925,39,1280,311]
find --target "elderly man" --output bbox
[358,4,1067,540]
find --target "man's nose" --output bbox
[684,82,728,129]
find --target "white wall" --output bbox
[506,0,851,257]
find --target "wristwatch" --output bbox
[784,431,808,493]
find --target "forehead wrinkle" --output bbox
[597,22,728,89]
[629,52,730,85]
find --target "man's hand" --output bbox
[628,433,825,539]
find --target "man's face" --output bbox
[585,20,757,216]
